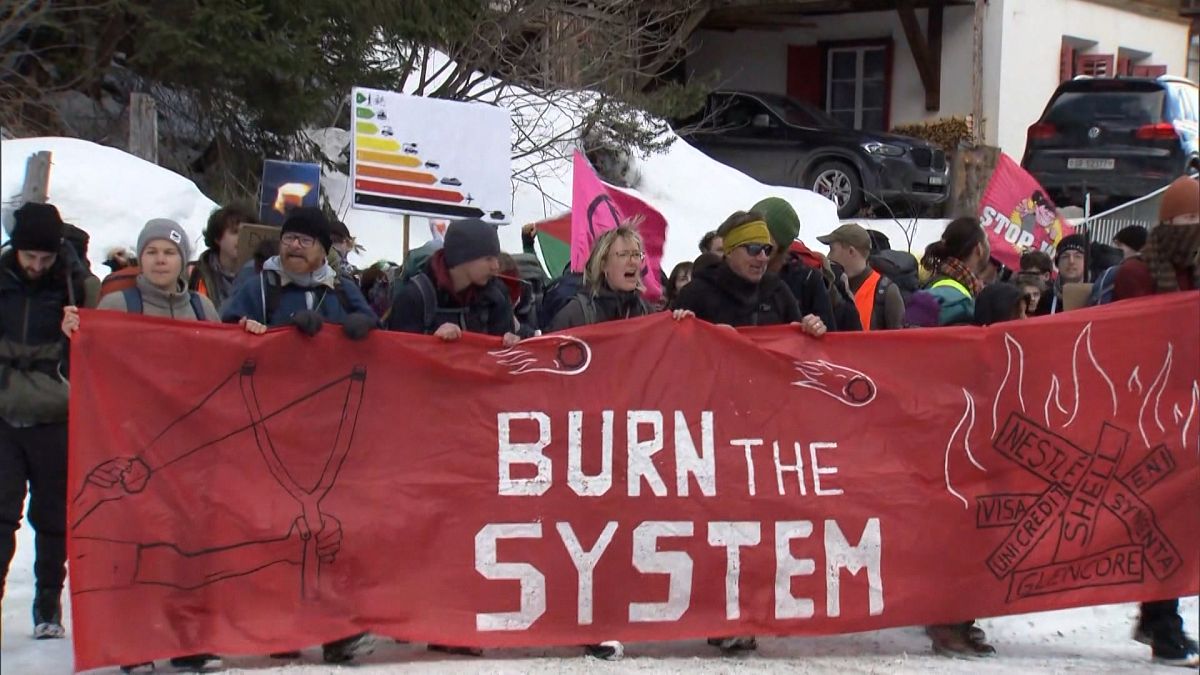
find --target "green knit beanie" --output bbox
[750,197,800,247]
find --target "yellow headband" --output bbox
[723,220,773,251]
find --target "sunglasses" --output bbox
[740,243,775,257]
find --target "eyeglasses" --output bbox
[740,243,775,257]
[281,233,317,248]
[612,250,646,261]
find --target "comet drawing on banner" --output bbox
[791,360,877,407]
[70,361,367,599]
[489,335,592,376]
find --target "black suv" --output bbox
[1021,76,1199,209]
[674,90,950,218]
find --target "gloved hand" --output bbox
[342,313,376,341]
[291,310,324,337]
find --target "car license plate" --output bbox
[928,175,946,186]
[1067,158,1115,170]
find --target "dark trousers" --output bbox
[1140,598,1180,626]
[0,419,68,600]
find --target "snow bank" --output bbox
[1,137,217,270]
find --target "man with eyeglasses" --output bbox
[220,208,377,341]
[673,211,826,337]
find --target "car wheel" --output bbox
[809,160,863,219]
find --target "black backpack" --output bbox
[408,272,492,334]
[123,287,207,320]
[538,271,584,328]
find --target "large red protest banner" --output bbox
[68,294,1199,670]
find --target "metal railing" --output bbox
[1073,178,1181,244]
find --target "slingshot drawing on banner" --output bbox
[490,334,591,376]
[70,360,367,599]
[941,322,1197,603]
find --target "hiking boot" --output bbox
[927,623,996,658]
[168,654,221,671]
[1146,615,1200,667]
[32,588,65,639]
[584,641,624,660]
[428,643,484,656]
[322,633,375,664]
[707,636,757,652]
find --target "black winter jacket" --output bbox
[672,263,802,327]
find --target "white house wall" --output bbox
[995,0,1191,162]
[689,7,979,129]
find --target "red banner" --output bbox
[978,153,1074,270]
[68,295,1199,671]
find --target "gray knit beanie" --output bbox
[137,218,192,263]
[443,218,500,268]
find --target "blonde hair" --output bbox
[585,220,645,291]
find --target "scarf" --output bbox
[938,257,984,297]
[1141,223,1200,293]
[263,256,338,289]
[428,249,483,307]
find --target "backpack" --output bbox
[538,271,584,329]
[1087,264,1120,307]
[409,272,494,334]
[867,250,928,329]
[122,287,207,320]
[260,270,353,325]
[100,267,140,299]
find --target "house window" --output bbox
[826,45,888,131]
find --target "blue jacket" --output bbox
[221,265,377,327]
[926,277,976,327]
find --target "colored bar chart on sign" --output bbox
[349,86,512,222]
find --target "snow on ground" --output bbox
[2,524,1195,674]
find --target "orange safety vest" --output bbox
[853,270,882,332]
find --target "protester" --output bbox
[387,218,518,347]
[102,246,135,273]
[752,197,834,331]
[549,225,654,330]
[221,207,377,342]
[190,204,255,310]
[663,260,693,309]
[62,219,225,672]
[920,217,991,328]
[819,222,905,330]
[675,212,825,338]
[64,220,219,327]
[1113,225,1148,260]
[330,219,361,280]
[360,262,399,323]
[973,282,1029,325]
[1109,175,1200,668]
[1013,272,1046,314]
[62,223,102,309]
[1040,233,1088,314]
[498,253,540,337]
[699,230,724,256]
[673,211,823,654]
[0,203,87,641]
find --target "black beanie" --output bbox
[443,218,500,268]
[1055,233,1088,263]
[1113,225,1148,252]
[11,203,66,253]
[281,207,332,252]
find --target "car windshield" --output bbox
[1044,89,1165,127]
[752,94,843,128]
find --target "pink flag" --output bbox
[978,153,1074,271]
[571,151,668,301]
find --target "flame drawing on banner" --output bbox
[792,360,877,407]
[947,322,1200,506]
[489,334,592,376]
[945,388,987,507]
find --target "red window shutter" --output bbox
[1132,64,1168,77]
[787,45,823,107]
[1076,53,1115,77]
[1060,41,1076,82]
